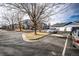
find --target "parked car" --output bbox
[47,27,58,33]
[71,27,79,48]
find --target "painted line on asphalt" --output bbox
[62,34,69,56]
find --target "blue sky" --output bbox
[67,4,79,22]
[49,3,79,25]
[1,3,79,25]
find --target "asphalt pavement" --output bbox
[0,30,79,56]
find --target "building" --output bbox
[51,22,72,32]
[65,21,79,31]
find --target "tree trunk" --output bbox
[11,19,14,30]
[34,21,37,35]
[19,21,22,31]
[35,27,37,35]
[8,21,11,30]
[12,24,14,30]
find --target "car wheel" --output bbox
[72,44,76,48]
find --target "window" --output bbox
[50,28,56,30]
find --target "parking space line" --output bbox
[62,34,69,56]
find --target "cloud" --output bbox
[1,3,79,26]
[70,15,79,19]
[68,15,79,22]
[50,3,79,25]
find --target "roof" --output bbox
[52,22,72,27]
[70,23,79,25]
[74,21,79,23]
[64,20,79,26]
[52,20,79,27]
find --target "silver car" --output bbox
[47,28,58,33]
[71,29,79,48]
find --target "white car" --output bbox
[71,28,79,48]
[47,28,58,33]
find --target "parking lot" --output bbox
[0,30,79,56]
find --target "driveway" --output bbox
[0,30,79,56]
[0,30,65,56]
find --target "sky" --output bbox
[1,3,79,25]
[49,3,79,25]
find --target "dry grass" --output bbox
[15,28,26,32]
[24,32,48,40]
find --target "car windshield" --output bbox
[50,28,56,30]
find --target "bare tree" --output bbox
[1,9,17,30]
[1,11,14,30]
[0,3,70,34]
[1,6,25,31]
[1,12,10,29]
[15,10,25,31]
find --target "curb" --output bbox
[50,34,67,38]
[22,33,49,42]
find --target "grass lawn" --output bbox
[24,32,49,40]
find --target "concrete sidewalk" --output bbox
[50,34,67,38]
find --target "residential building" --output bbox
[51,22,72,32]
